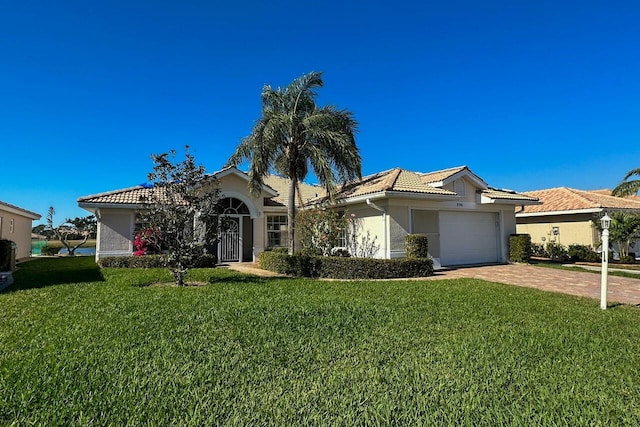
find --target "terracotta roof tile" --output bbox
[262,175,325,207]
[0,200,41,219]
[420,166,467,184]
[520,187,640,214]
[482,188,539,202]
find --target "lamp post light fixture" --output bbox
[600,212,611,310]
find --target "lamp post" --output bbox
[600,212,611,310]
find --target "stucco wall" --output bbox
[97,210,134,257]
[0,209,35,259]
[516,213,598,247]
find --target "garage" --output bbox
[439,211,500,266]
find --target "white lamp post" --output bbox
[600,212,611,310]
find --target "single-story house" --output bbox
[516,187,640,250]
[0,200,42,260]
[78,165,538,268]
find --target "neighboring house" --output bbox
[78,165,538,268]
[515,187,640,251]
[0,200,41,259]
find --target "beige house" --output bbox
[0,201,41,260]
[79,165,538,268]
[516,187,640,250]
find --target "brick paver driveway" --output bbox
[229,262,640,307]
[428,264,640,306]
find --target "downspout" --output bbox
[366,199,387,258]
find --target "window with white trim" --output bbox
[267,215,288,248]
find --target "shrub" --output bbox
[509,234,532,263]
[98,254,217,268]
[531,242,547,257]
[405,234,429,259]
[40,244,60,256]
[567,244,600,262]
[258,251,433,279]
[546,242,568,262]
[0,240,12,271]
[619,255,636,264]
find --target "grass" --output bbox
[534,260,640,279]
[2,257,640,425]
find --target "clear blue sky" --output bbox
[2,0,639,225]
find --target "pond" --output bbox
[57,247,96,255]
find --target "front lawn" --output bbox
[1,257,639,425]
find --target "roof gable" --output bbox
[420,165,488,190]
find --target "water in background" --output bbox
[31,240,47,255]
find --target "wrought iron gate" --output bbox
[219,217,240,262]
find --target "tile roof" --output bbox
[78,174,324,209]
[77,185,181,205]
[0,200,41,219]
[321,168,458,202]
[419,166,468,184]
[262,175,325,207]
[519,187,640,214]
[482,188,539,202]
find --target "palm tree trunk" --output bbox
[288,175,297,255]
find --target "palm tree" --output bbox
[612,168,640,197]
[227,71,361,254]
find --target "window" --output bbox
[267,215,288,248]
[220,198,249,215]
[453,179,466,196]
[9,219,14,233]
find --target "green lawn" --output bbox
[2,257,640,425]
[534,260,640,279]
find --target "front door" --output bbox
[219,216,241,262]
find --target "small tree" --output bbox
[46,207,95,256]
[139,146,222,286]
[297,208,347,256]
[592,211,640,259]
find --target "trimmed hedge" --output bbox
[405,234,429,259]
[567,244,600,263]
[259,251,434,279]
[98,254,217,268]
[0,240,12,271]
[509,234,532,263]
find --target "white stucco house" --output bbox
[78,165,538,268]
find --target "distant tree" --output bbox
[46,208,95,255]
[139,146,222,286]
[32,224,46,235]
[226,71,361,254]
[612,168,640,197]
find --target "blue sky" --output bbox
[2,0,639,224]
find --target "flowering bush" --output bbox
[133,228,162,256]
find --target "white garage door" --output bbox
[439,211,500,266]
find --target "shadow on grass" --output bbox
[5,256,104,293]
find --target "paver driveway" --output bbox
[428,264,640,306]
[229,262,640,307]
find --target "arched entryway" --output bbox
[218,197,253,262]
